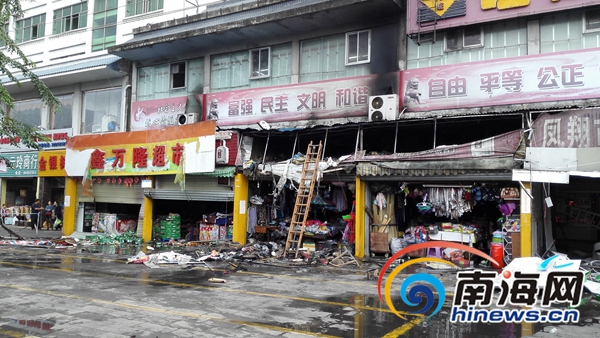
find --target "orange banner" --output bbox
[66,121,216,176]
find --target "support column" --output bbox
[142,193,153,243]
[0,178,6,206]
[233,173,248,245]
[520,182,532,257]
[63,177,77,236]
[355,177,366,258]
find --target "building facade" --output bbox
[3,0,600,260]
[0,0,208,235]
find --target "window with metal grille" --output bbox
[53,3,88,34]
[15,14,46,43]
[249,47,270,79]
[345,30,371,65]
[126,0,164,17]
[585,8,600,32]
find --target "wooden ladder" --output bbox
[284,141,323,258]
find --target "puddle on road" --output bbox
[269,294,547,337]
[0,318,55,336]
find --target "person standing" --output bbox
[44,201,54,230]
[0,204,6,225]
[52,201,63,230]
[30,199,43,230]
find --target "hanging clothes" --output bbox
[333,187,348,212]
[372,193,398,241]
[247,206,257,236]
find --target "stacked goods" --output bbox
[154,214,181,240]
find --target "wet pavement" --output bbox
[1,238,600,337]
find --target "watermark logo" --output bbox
[377,241,494,319]
[377,242,585,323]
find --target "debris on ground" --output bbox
[123,238,364,270]
[0,238,77,248]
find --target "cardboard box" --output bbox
[303,240,315,252]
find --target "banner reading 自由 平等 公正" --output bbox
[401,47,600,112]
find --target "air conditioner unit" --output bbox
[177,112,200,125]
[368,95,399,122]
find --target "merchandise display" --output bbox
[364,183,521,267]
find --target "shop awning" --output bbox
[358,157,519,178]
[191,166,237,178]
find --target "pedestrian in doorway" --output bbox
[44,201,54,230]
[0,204,6,225]
[53,201,63,230]
[30,199,43,230]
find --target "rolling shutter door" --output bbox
[93,182,144,204]
[76,181,144,204]
[146,175,233,202]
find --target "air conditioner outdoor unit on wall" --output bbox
[368,94,399,122]
[177,112,200,125]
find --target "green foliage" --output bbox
[0,0,59,154]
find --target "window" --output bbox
[15,14,46,43]
[445,26,483,51]
[53,3,88,34]
[300,35,369,82]
[211,44,292,92]
[249,47,270,79]
[345,30,370,65]
[170,62,186,89]
[585,8,600,32]
[11,99,43,127]
[83,88,122,134]
[126,0,164,17]
[92,0,118,52]
[463,26,483,48]
[52,94,73,129]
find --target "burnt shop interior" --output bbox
[241,114,523,255]
[245,178,356,252]
[364,180,521,268]
[242,128,359,252]
[548,176,600,259]
[144,174,235,242]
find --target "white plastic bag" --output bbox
[390,238,406,255]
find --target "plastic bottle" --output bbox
[200,225,206,241]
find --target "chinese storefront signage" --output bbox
[407,0,593,35]
[130,96,188,131]
[66,121,216,176]
[531,109,600,148]
[38,150,66,177]
[0,128,72,152]
[204,74,386,127]
[86,142,185,174]
[401,47,600,112]
[0,152,38,177]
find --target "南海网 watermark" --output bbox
[377,242,585,323]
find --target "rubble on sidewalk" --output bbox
[0,239,76,248]
[125,238,363,269]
